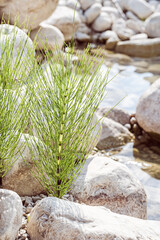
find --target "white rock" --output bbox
[116,38,160,57]
[92,12,112,32]
[126,11,140,20]
[30,23,64,50]
[122,0,153,19]
[101,6,119,21]
[77,23,91,34]
[43,6,81,41]
[136,79,160,140]
[75,32,91,42]
[0,189,22,240]
[99,30,118,41]
[3,134,45,196]
[71,156,147,218]
[84,3,101,24]
[96,117,133,149]
[27,197,160,240]
[66,0,81,10]
[0,0,58,30]
[0,24,34,78]
[130,33,148,40]
[79,0,94,10]
[112,18,135,40]
[126,19,145,33]
[145,13,160,38]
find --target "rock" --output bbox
[126,19,145,33]
[130,33,148,40]
[3,134,45,196]
[116,38,160,57]
[136,79,160,141]
[66,0,81,10]
[126,11,140,20]
[71,156,147,218]
[75,32,91,42]
[30,23,64,50]
[112,18,135,40]
[99,30,118,41]
[106,37,119,50]
[0,0,58,30]
[96,107,130,125]
[96,117,133,149]
[79,0,93,10]
[122,0,153,19]
[101,6,119,21]
[84,3,101,24]
[27,197,160,240]
[43,6,81,41]
[0,189,22,240]
[0,24,34,78]
[145,13,160,38]
[77,23,91,34]
[92,12,112,32]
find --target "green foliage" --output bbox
[27,45,110,198]
[0,24,35,184]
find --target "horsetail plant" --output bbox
[0,23,35,187]
[27,44,110,198]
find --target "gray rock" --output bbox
[122,0,153,19]
[126,11,140,20]
[75,32,91,42]
[84,3,101,24]
[27,197,160,240]
[145,13,160,38]
[96,117,133,150]
[0,0,58,30]
[116,38,160,57]
[43,6,81,41]
[92,12,112,32]
[96,107,130,125]
[0,189,22,240]
[136,79,160,141]
[65,0,81,10]
[71,156,147,219]
[30,23,64,50]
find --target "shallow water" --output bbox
[100,63,152,113]
[97,58,160,220]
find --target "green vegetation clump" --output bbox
[0,23,110,198]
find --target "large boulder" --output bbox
[30,23,64,50]
[136,79,160,141]
[3,134,45,196]
[145,13,160,38]
[0,189,22,240]
[70,156,147,219]
[42,6,81,41]
[96,117,133,150]
[116,38,160,57]
[27,197,160,240]
[0,0,58,30]
[121,0,153,19]
[112,18,135,40]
